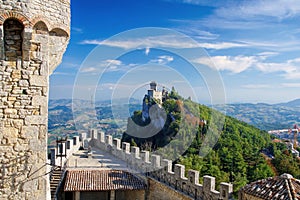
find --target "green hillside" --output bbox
[122,91,300,195]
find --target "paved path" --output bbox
[67,147,135,172]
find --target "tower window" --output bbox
[4,19,24,61]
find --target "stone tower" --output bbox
[0,0,70,199]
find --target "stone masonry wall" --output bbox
[0,1,70,200]
[0,0,70,73]
[148,178,193,200]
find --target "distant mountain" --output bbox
[276,98,300,108]
[49,98,141,108]
[48,98,141,140]
[214,100,300,131]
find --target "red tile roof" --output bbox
[64,169,146,192]
[240,174,300,200]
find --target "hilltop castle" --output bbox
[0,1,70,199]
[142,81,168,121]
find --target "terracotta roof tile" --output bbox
[241,174,300,200]
[64,169,146,192]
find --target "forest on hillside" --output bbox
[122,88,300,195]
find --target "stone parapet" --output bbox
[90,130,233,200]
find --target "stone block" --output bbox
[131,146,140,158]
[151,154,161,168]
[220,182,233,199]
[12,119,23,129]
[162,159,173,173]
[29,75,48,86]
[106,135,113,146]
[122,142,130,153]
[32,96,47,106]
[90,129,97,139]
[25,115,47,125]
[3,127,18,138]
[21,126,39,139]
[174,164,186,179]
[98,131,105,143]
[11,70,21,79]
[141,151,150,163]
[4,108,17,115]
[113,138,121,149]
[203,175,215,193]
[19,80,29,87]
[38,125,46,139]
[188,170,199,184]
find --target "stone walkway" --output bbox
[67,147,135,172]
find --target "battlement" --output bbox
[49,136,80,167]
[0,0,70,74]
[87,129,233,200]
[0,0,70,32]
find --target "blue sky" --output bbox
[50,0,300,104]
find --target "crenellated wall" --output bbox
[49,136,80,168]
[88,129,233,200]
[0,0,70,74]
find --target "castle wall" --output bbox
[89,130,233,200]
[148,178,193,200]
[0,1,70,199]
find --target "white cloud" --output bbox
[216,0,300,20]
[242,84,271,89]
[80,59,123,73]
[171,0,300,19]
[173,27,220,40]
[194,55,257,73]
[80,39,102,45]
[150,55,174,65]
[199,42,247,49]
[166,0,226,7]
[255,62,294,73]
[72,27,83,34]
[257,51,279,58]
[281,83,300,88]
[194,55,300,80]
[106,59,122,66]
[81,35,248,50]
[80,67,97,73]
[52,71,73,76]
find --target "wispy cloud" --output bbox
[281,83,300,88]
[165,0,227,7]
[242,84,272,89]
[173,27,219,40]
[72,27,83,34]
[52,71,74,76]
[81,35,249,50]
[257,51,279,58]
[200,42,248,49]
[174,0,300,20]
[215,0,300,20]
[80,67,98,73]
[80,59,123,73]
